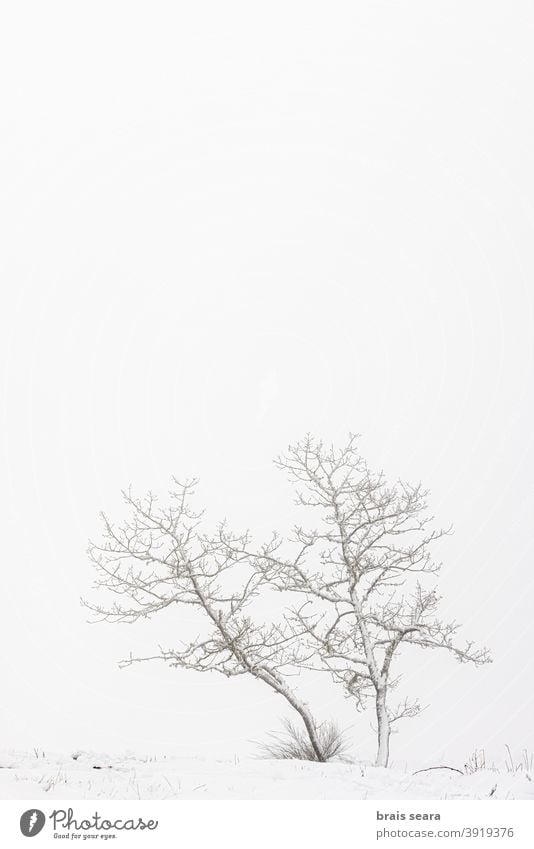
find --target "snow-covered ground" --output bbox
[0,750,532,800]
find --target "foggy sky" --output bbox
[1,1,533,769]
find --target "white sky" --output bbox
[0,1,533,769]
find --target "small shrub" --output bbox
[257,718,352,762]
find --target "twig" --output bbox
[413,765,464,776]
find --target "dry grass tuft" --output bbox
[464,749,489,774]
[504,745,533,774]
[256,718,352,763]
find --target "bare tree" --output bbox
[83,479,328,762]
[252,435,491,768]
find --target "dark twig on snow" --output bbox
[412,765,464,776]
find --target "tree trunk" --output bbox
[291,698,326,763]
[374,687,390,768]
[259,671,326,762]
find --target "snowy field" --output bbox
[1,750,532,800]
